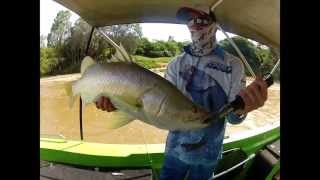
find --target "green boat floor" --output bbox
[40,125,279,169]
[41,138,165,157]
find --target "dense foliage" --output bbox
[219,36,280,80]
[41,10,279,81]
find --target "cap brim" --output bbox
[176,7,209,23]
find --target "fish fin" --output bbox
[81,56,96,74]
[103,111,135,129]
[109,43,133,63]
[64,80,78,108]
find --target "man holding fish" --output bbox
[95,7,268,180]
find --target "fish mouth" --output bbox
[201,117,211,124]
[200,112,214,124]
[201,118,211,125]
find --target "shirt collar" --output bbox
[183,44,225,61]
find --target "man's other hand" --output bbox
[236,76,268,115]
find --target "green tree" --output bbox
[135,38,183,57]
[165,37,180,56]
[135,37,151,56]
[219,36,261,76]
[47,10,72,48]
[40,10,73,76]
[219,36,280,80]
[61,19,143,68]
[100,23,143,54]
[62,18,92,65]
[168,35,175,42]
[256,43,280,80]
[177,41,190,53]
[90,31,112,62]
[40,35,47,48]
[40,48,58,76]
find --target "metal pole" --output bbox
[97,28,132,62]
[217,24,256,78]
[79,27,95,140]
[210,0,224,11]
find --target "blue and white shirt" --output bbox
[164,45,247,166]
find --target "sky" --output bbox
[40,0,235,42]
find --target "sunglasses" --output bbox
[189,17,213,26]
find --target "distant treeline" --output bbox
[40,10,279,81]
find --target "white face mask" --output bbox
[187,20,217,56]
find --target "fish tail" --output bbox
[64,80,78,108]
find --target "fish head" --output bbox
[182,105,211,125]
[159,99,211,130]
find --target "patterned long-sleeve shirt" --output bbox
[164,45,247,166]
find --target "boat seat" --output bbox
[266,139,280,158]
[245,139,280,180]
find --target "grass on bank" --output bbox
[41,55,174,78]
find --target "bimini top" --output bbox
[54,0,279,50]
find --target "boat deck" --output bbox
[40,160,153,180]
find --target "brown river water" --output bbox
[40,73,280,144]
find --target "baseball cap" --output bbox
[176,7,215,23]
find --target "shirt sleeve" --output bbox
[226,56,247,124]
[164,57,179,85]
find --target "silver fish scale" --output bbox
[73,62,211,130]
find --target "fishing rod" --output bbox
[204,21,280,123]
[206,59,280,123]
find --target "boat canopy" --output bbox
[54,0,279,50]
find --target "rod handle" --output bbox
[232,75,274,110]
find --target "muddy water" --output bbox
[40,74,280,144]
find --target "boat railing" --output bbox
[210,153,256,179]
[222,148,241,155]
[40,133,67,143]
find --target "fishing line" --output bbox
[140,124,157,179]
[140,123,154,169]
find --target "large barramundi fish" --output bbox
[65,44,213,131]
